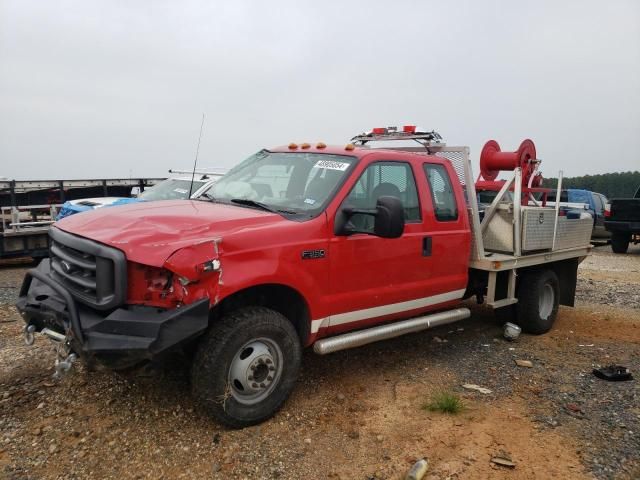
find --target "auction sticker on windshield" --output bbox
[314,160,350,171]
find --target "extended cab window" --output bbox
[424,164,458,221]
[343,161,420,232]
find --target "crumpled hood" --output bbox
[55,200,283,266]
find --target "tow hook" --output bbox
[54,352,77,379]
[37,327,77,379]
[24,324,36,345]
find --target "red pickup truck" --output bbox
[17,128,592,427]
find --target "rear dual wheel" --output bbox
[516,269,560,334]
[494,269,560,334]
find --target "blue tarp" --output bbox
[56,197,142,221]
[56,202,94,220]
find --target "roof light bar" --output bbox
[350,126,444,146]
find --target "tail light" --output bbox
[604,203,611,218]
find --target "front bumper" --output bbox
[16,261,210,370]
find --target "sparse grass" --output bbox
[423,391,464,414]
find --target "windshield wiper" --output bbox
[229,198,297,215]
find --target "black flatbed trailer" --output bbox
[0,177,163,260]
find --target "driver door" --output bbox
[327,160,429,333]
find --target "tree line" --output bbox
[544,171,640,199]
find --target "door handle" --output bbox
[422,236,432,256]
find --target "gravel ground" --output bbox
[0,245,639,479]
[0,263,29,305]
[576,244,640,309]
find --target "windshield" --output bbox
[197,150,357,216]
[138,179,206,201]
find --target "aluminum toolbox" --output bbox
[554,215,593,250]
[483,206,592,254]
[521,207,556,251]
[482,206,515,253]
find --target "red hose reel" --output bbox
[479,138,542,187]
[476,139,547,204]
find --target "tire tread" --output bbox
[191,306,301,428]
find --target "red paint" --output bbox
[56,145,472,344]
[56,201,283,266]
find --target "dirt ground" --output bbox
[1,244,639,479]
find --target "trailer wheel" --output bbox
[191,307,301,428]
[516,269,559,334]
[611,232,630,254]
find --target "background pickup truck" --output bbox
[16,127,593,428]
[605,185,640,253]
[546,188,609,239]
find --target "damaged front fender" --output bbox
[164,238,222,282]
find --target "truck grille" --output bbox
[49,227,127,310]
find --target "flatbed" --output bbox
[0,177,163,259]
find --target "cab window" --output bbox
[342,161,420,232]
[424,163,458,221]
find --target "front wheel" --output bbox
[191,307,301,428]
[611,232,630,254]
[515,269,560,334]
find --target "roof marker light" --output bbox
[288,143,298,150]
[316,142,326,149]
[345,143,355,151]
[403,125,416,133]
[301,143,311,149]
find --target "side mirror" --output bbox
[335,196,405,238]
[373,196,405,238]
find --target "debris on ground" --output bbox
[592,365,633,381]
[462,384,492,394]
[564,403,585,419]
[514,359,533,368]
[503,322,521,341]
[491,450,516,469]
[405,458,429,480]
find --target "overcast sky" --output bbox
[1,0,639,180]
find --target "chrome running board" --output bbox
[313,307,470,355]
